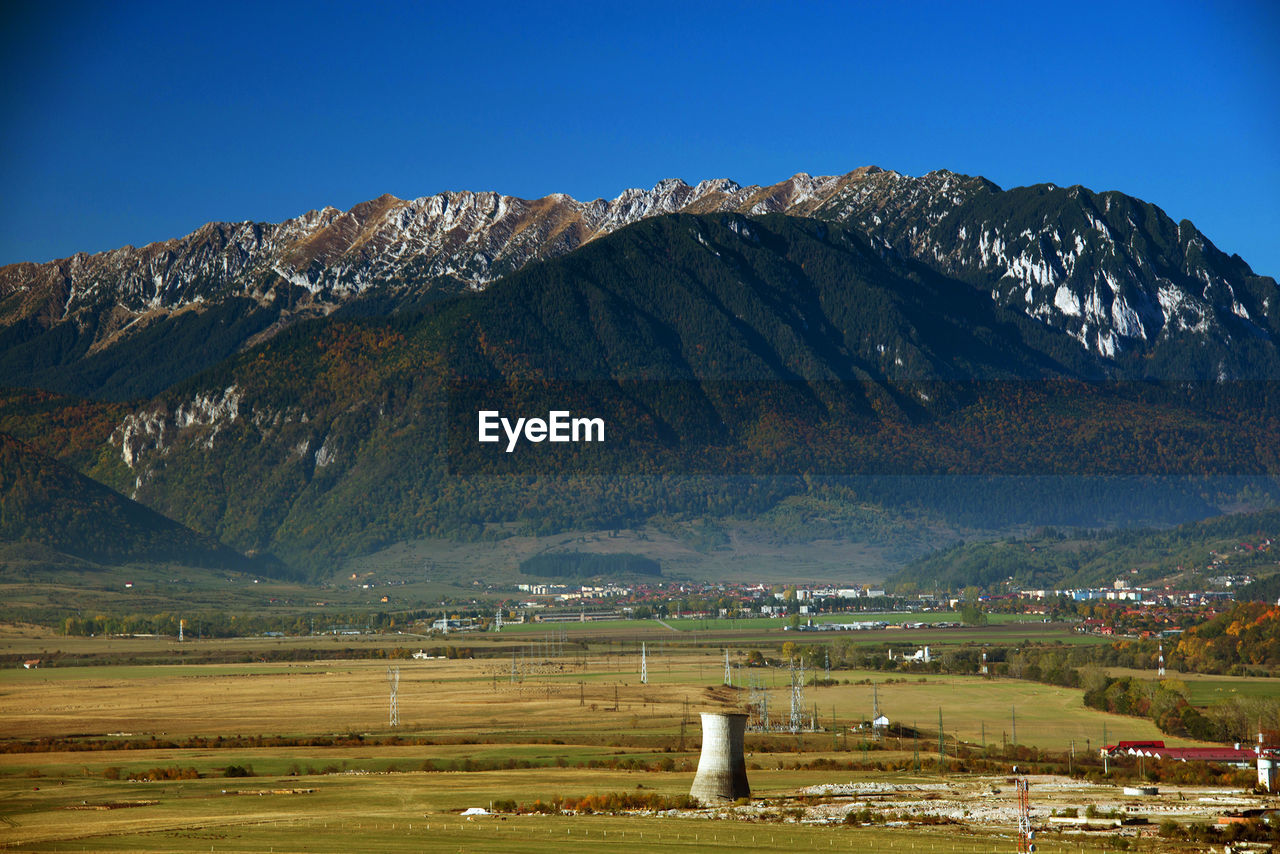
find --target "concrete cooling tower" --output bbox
[689,712,750,802]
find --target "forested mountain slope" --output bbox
[23,213,1268,570]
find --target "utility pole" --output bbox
[938,707,945,773]
[679,696,689,751]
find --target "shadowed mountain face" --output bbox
[0,430,282,573]
[2,168,1275,399]
[12,212,1264,568]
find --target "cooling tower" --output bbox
[690,711,750,802]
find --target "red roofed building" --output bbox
[1139,746,1256,766]
[1101,740,1164,757]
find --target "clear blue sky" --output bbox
[3,0,1278,276]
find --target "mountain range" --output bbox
[1,167,1278,580]
[3,167,1276,400]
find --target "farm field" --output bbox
[0,624,437,659]
[1,651,1180,750]
[491,617,1109,651]
[2,767,1191,853]
[1103,667,1280,706]
[0,623,1262,852]
[342,524,943,587]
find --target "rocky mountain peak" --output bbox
[2,166,1276,398]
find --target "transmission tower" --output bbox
[789,661,805,732]
[1157,642,1166,678]
[723,649,731,686]
[641,642,648,684]
[493,608,503,632]
[1015,777,1034,853]
[747,675,771,731]
[387,666,400,727]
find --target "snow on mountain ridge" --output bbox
[2,167,1276,375]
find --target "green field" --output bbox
[342,521,956,588]
[0,768,1143,853]
[1106,666,1280,706]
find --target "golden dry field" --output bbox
[1,642,1182,748]
[0,624,1250,852]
